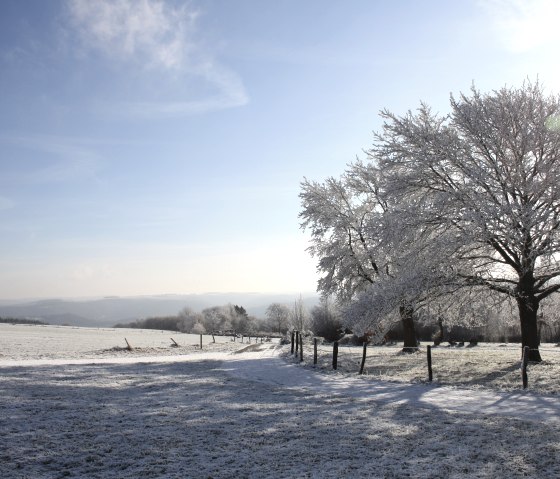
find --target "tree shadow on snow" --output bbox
[1,359,559,478]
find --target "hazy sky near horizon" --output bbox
[1,0,559,300]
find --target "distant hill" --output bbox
[0,293,319,327]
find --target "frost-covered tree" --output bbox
[290,295,309,332]
[230,305,255,334]
[374,81,560,361]
[191,321,206,335]
[201,306,228,332]
[200,304,255,335]
[178,307,204,332]
[265,303,291,334]
[300,162,458,350]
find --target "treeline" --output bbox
[114,298,315,337]
[115,304,267,335]
[112,295,560,344]
[114,316,186,332]
[0,317,47,325]
[3,296,554,345]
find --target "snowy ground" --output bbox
[1,324,560,478]
[0,323,246,361]
[292,339,560,395]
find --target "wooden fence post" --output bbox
[212,333,215,343]
[299,334,303,362]
[295,331,300,355]
[200,334,203,350]
[314,337,318,365]
[332,341,339,370]
[427,345,433,382]
[522,346,529,389]
[291,331,295,354]
[359,341,368,375]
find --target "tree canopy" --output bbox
[302,81,560,360]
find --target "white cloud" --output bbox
[65,0,248,116]
[66,0,196,70]
[480,0,560,53]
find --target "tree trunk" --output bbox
[516,294,542,362]
[433,317,444,346]
[400,302,418,353]
[515,265,542,362]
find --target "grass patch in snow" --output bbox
[286,341,560,395]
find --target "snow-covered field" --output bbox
[0,323,245,361]
[1,324,560,478]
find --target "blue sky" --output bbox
[1,0,559,300]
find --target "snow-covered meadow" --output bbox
[0,323,244,361]
[2,324,560,478]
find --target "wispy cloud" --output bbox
[109,62,248,119]
[65,0,248,117]
[480,0,560,53]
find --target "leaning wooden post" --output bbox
[291,331,295,354]
[427,345,433,382]
[313,337,318,365]
[359,341,368,375]
[299,334,304,362]
[200,334,203,350]
[522,346,529,389]
[295,331,300,355]
[124,338,133,351]
[332,341,339,370]
[212,333,215,343]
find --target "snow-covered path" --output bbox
[223,345,560,424]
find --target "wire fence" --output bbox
[288,331,560,394]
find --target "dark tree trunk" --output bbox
[433,317,444,346]
[400,302,418,353]
[516,271,542,362]
[516,295,542,362]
